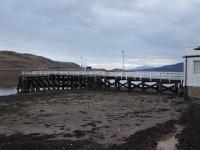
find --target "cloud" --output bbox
[90,58,177,70]
[0,0,200,69]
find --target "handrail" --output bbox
[21,71,184,82]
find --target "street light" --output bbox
[121,50,125,70]
[80,57,83,70]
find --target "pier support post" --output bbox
[142,80,145,92]
[127,79,131,91]
[17,73,184,96]
[115,79,119,91]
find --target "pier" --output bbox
[17,71,184,95]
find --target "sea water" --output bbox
[0,87,17,96]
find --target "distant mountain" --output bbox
[111,68,124,72]
[0,51,80,70]
[134,63,184,72]
[132,66,154,71]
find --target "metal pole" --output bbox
[80,57,83,71]
[121,50,125,70]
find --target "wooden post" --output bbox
[127,79,131,91]
[17,76,22,94]
[175,82,178,94]
[142,80,145,92]
[78,76,81,90]
[41,77,45,91]
[156,81,160,93]
[56,75,60,90]
[107,79,110,90]
[103,78,107,90]
[115,79,119,91]
[178,82,184,96]
[72,76,75,90]
[53,76,55,90]
[62,75,65,90]
[47,77,50,91]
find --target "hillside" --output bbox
[0,51,80,70]
[134,63,184,72]
[132,66,153,71]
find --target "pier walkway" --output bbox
[17,71,184,95]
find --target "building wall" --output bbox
[184,48,200,100]
[185,57,200,87]
[185,86,200,101]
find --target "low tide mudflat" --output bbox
[0,91,191,150]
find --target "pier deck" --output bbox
[17,71,184,95]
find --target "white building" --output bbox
[184,46,200,100]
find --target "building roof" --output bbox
[194,47,200,50]
[183,55,200,58]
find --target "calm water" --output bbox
[0,70,21,96]
[0,87,17,96]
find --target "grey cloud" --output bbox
[0,0,200,69]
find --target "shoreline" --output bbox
[0,90,198,150]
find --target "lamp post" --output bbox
[80,57,83,70]
[121,50,125,71]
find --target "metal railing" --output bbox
[21,71,184,82]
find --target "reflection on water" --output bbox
[0,87,17,96]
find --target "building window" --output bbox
[194,61,200,74]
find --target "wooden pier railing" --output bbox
[18,71,184,95]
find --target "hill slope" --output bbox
[0,51,80,70]
[134,63,184,72]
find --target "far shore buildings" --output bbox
[184,46,200,100]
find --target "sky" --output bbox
[0,0,200,69]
